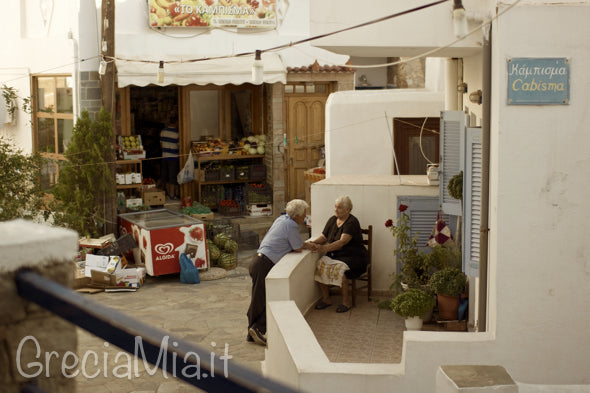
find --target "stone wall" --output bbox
[79,71,103,120]
[0,220,78,393]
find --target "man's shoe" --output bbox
[248,327,267,346]
[246,333,254,342]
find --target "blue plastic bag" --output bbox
[179,253,200,284]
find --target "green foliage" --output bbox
[0,137,46,221]
[386,210,437,293]
[447,171,463,201]
[423,244,462,271]
[429,267,466,296]
[50,108,115,237]
[389,288,435,318]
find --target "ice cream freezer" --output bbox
[118,209,209,276]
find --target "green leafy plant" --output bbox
[50,108,115,237]
[385,204,432,292]
[447,171,463,201]
[429,267,466,296]
[0,137,46,221]
[389,288,435,318]
[423,244,462,271]
[2,85,31,123]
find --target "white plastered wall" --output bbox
[324,90,444,177]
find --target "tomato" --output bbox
[205,0,214,5]
[168,2,181,17]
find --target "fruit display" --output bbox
[191,138,230,155]
[120,135,142,150]
[238,134,266,155]
[180,201,212,216]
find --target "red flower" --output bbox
[398,204,408,212]
[385,219,393,228]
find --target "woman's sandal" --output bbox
[315,300,332,310]
[336,304,351,313]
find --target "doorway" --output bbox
[284,83,331,202]
[393,117,440,175]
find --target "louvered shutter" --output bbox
[463,127,482,276]
[439,111,466,216]
[397,196,458,255]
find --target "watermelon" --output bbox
[223,239,238,254]
[219,252,237,270]
[214,233,230,249]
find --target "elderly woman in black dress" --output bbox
[305,195,368,313]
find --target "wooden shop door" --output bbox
[285,95,327,202]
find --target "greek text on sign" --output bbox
[507,58,570,105]
[149,0,277,28]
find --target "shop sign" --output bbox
[507,57,569,105]
[150,0,276,28]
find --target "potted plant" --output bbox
[429,267,467,320]
[389,288,435,330]
[385,204,431,293]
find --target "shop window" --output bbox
[189,90,219,141]
[32,75,74,188]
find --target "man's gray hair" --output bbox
[335,195,353,211]
[286,199,309,218]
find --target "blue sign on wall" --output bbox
[507,58,569,105]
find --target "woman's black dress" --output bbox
[322,214,368,279]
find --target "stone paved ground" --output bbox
[75,264,264,393]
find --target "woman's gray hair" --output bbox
[286,199,309,218]
[335,195,353,211]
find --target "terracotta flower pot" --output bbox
[437,293,460,320]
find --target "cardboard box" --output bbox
[84,254,110,277]
[190,212,214,221]
[91,269,118,286]
[131,173,142,184]
[116,267,146,288]
[125,173,134,185]
[126,198,143,208]
[247,203,272,217]
[116,174,126,185]
[123,150,146,160]
[144,189,165,206]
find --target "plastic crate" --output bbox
[249,164,266,180]
[201,187,218,210]
[245,183,272,204]
[205,168,220,182]
[247,203,272,217]
[220,166,235,181]
[218,203,242,216]
[235,166,249,180]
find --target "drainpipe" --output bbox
[445,58,459,110]
[67,29,80,120]
[478,24,492,333]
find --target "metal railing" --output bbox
[16,269,302,393]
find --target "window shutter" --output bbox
[463,127,482,277]
[398,196,457,255]
[439,111,465,216]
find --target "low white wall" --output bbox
[309,175,438,292]
[264,239,492,393]
[266,250,321,314]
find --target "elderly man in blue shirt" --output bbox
[246,199,312,346]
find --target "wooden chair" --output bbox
[350,225,372,307]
